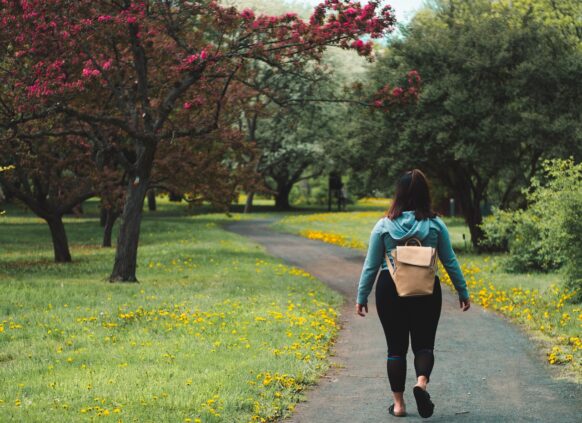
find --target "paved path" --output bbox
[225,219,581,423]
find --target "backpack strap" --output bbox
[385,251,397,279]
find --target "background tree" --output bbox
[349,0,582,247]
[258,102,331,210]
[152,126,259,210]
[95,164,126,248]
[237,64,338,210]
[0,132,95,262]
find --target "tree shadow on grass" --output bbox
[0,213,278,281]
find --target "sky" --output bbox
[386,0,426,23]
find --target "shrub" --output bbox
[481,158,582,300]
[561,194,582,302]
[479,208,518,251]
[289,178,329,206]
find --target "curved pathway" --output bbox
[226,219,581,422]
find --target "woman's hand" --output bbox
[355,303,368,317]
[459,297,471,312]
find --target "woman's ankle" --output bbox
[392,392,406,413]
[415,376,428,390]
[392,392,404,407]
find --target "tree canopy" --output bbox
[348,0,582,247]
[0,0,404,277]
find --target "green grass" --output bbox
[0,208,342,422]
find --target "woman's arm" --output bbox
[436,218,470,301]
[356,220,385,306]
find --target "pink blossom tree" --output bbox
[1,1,406,281]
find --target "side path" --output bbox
[225,219,581,423]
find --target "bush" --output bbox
[562,194,582,302]
[289,177,329,206]
[504,208,563,272]
[479,208,518,251]
[481,158,582,300]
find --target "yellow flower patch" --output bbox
[300,229,366,250]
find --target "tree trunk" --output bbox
[244,191,254,214]
[274,183,292,210]
[109,138,158,282]
[147,189,156,211]
[110,177,149,282]
[466,205,485,250]
[46,216,72,263]
[99,207,107,227]
[102,209,119,248]
[454,180,486,250]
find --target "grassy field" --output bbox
[0,206,342,422]
[273,210,581,381]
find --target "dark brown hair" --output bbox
[386,169,437,220]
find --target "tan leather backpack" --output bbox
[385,237,437,297]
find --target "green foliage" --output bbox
[504,208,563,272]
[244,62,353,208]
[491,0,582,50]
[289,177,330,206]
[481,159,582,300]
[348,0,582,245]
[560,191,582,302]
[479,208,518,251]
[229,2,372,207]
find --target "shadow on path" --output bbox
[225,219,581,423]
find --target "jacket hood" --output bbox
[384,210,431,241]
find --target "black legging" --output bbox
[375,270,442,392]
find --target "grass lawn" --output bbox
[273,210,581,381]
[0,205,342,422]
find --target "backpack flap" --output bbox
[395,246,436,268]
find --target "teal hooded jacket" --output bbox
[356,211,470,305]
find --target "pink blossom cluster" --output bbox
[373,69,422,110]
[1,0,401,113]
[234,1,395,61]
[351,39,374,56]
[178,49,211,72]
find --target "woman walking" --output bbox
[355,169,470,418]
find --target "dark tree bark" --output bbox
[453,173,486,250]
[109,180,148,281]
[434,164,488,251]
[102,209,120,248]
[110,175,150,282]
[244,191,254,214]
[458,191,486,250]
[46,216,72,263]
[64,202,83,216]
[147,189,156,211]
[99,207,107,227]
[110,140,158,281]
[274,182,293,210]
